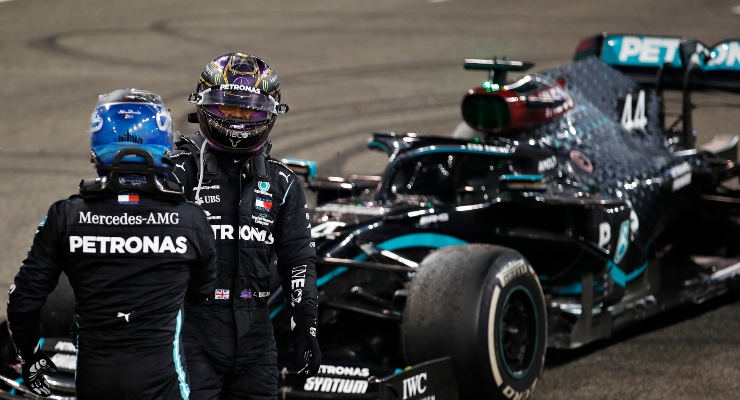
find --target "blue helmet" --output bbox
[89,88,174,171]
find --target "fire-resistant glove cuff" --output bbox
[18,346,57,397]
[291,304,321,377]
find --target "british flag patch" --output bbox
[215,289,230,300]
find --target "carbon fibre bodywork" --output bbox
[268,55,740,397]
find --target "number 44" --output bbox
[621,90,647,131]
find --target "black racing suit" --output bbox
[7,180,217,400]
[170,135,317,400]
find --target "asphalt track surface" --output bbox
[1,0,739,399]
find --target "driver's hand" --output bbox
[20,350,57,397]
[291,304,321,377]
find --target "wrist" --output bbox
[16,344,37,362]
[294,302,318,315]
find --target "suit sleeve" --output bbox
[274,175,317,310]
[7,202,66,355]
[185,205,217,304]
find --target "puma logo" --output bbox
[117,312,131,323]
[279,171,290,183]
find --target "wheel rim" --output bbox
[498,285,538,379]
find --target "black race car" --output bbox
[3,34,740,400]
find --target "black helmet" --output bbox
[189,53,288,153]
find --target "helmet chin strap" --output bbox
[251,142,271,180]
[175,133,270,196]
[195,140,272,202]
[194,139,208,204]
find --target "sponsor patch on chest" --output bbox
[255,197,273,212]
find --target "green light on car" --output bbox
[483,81,500,92]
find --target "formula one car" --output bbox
[2,34,740,400]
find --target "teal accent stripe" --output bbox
[317,266,349,287]
[377,233,468,251]
[556,281,585,295]
[608,261,626,287]
[501,174,543,181]
[10,377,23,395]
[270,233,469,319]
[269,304,285,319]
[281,179,296,205]
[367,141,391,155]
[556,261,648,295]
[75,335,79,383]
[414,148,511,157]
[499,285,538,379]
[173,310,190,399]
[281,158,318,179]
[38,337,45,349]
[315,232,468,289]
[626,261,648,282]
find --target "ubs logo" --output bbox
[201,195,220,204]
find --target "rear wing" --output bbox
[575,34,740,93]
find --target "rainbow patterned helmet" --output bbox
[89,88,174,171]
[189,53,288,153]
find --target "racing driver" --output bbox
[7,89,217,399]
[170,53,320,399]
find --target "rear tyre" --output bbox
[403,244,547,400]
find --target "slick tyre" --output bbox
[403,244,546,400]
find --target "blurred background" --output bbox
[1,0,739,398]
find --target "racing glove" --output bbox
[291,304,321,377]
[18,345,57,397]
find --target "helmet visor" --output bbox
[192,87,279,116]
[96,88,167,108]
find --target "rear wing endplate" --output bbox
[575,34,740,93]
